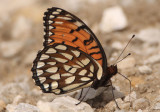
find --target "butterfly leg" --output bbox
[76,86,91,105]
[78,88,84,100]
[110,80,120,109]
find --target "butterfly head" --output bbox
[108,65,118,77]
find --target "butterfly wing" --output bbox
[32,44,102,94]
[43,7,107,72]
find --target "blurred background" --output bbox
[0,0,160,111]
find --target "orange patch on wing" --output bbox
[49,38,85,52]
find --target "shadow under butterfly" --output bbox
[31,7,134,108]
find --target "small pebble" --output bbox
[153,103,160,110]
[138,65,152,74]
[124,91,137,102]
[144,53,160,64]
[133,98,150,110]
[137,28,160,44]
[37,96,93,112]
[99,6,128,33]
[6,103,39,112]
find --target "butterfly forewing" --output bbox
[43,7,107,70]
[32,44,102,94]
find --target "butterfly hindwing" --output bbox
[43,7,107,71]
[32,44,102,94]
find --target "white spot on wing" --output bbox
[37,70,43,76]
[39,77,46,83]
[46,67,58,73]
[56,9,62,12]
[40,54,49,60]
[47,38,53,43]
[50,73,60,80]
[52,12,59,14]
[57,16,71,20]
[64,65,71,71]
[43,84,49,89]
[69,67,77,73]
[55,21,63,24]
[49,32,52,36]
[60,53,73,60]
[65,76,75,84]
[51,81,58,89]
[48,20,52,24]
[79,69,87,76]
[71,50,80,57]
[90,65,94,72]
[64,65,77,73]
[55,45,67,50]
[93,59,102,80]
[47,62,56,65]
[52,89,61,94]
[76,61,84,67]
[46,48,56,54]
[88,73,93,77]
[54,58,68,63]
[37,62,45,68]
[75,21,83,27]
[81,58,90,65]
[50,15,55,18]
[61,73,72,77]
[49,26,54,30]
[80,77,91,81]
[72,65,81,68]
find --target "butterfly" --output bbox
[31,7,118,96]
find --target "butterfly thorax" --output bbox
[92,65,118,89]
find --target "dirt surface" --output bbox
[0,0,160,112]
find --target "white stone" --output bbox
[124,91,137,102]
[37,96,93,112]
[117,57,136,69]
[137,109,143,112]
[11,16,31,40]
[137,28,160,44]
[138,65,152,74]
[0,41,24,57]
[153,103,160,110]
[144,53,160,64]
[88,0,106,4]
[133,98,150,110]
[99,6,128,33]
[6,103,39,112]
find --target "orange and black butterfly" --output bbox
[31,7,118,95]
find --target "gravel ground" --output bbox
[0,0,160,112]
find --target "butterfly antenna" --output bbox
[118,72,132,107]
[115,35,135,64]
[110,80,120,109]
[114,53,131,66]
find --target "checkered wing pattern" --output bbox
[32,44,102,94]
